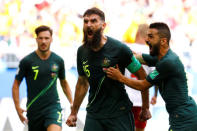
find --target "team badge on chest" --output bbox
[102,57,111,67]
[51,64,58,78]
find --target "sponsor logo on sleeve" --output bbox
[149,69,159,79]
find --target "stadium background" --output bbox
[1,0,197,130]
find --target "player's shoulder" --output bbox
[18,51,35,66]
[107,36,122,43]
[77,45,85,52]
[21,51,35,61]
[159,49,179,69]
[162,49,178,63]
[107,37,132,54]
[107,36,125,47]
[51,52,64,61]
[77,45,89,57]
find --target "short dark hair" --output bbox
[83,7,105,21]
[35,25,53,36]
[149,22,171,43]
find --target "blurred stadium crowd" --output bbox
[0,0,197,71]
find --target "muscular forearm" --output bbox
[61,80,73,104]
[119,75,147,91]
[141,89,149,109]
[63,88,73,105]
[71,77,89,115]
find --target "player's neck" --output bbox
[36,50,51,60]
[158,47,169,60]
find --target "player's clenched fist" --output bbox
[66,114,77,127]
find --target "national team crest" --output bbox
[51,64,58,72]
[102,57,110,67]
[51,64,58,78]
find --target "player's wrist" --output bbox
[142,105,149,110]
[15,105,21,111]
[71,111,78,116]
[70,106,79,116]
[119,75,126,83]
[70,103,73,110]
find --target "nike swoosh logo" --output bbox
[83,61,88,64]
[32,66,39,69]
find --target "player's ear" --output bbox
[161,38,167,45]
[102,22,106,30]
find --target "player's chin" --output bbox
[40,48,49,52]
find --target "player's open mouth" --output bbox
[41,44,46,48]
[87,29,93,37]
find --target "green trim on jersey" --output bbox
[27,75,58,110]
[127,56,141,73]
[87,76,106,108]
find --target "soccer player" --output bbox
[12,25,73,131]
[105,22,197,131]
[66,7,151,131]
[125,24,157,131]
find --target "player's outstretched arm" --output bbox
[60,79,73,106]
[66,76,89,127]
[105,65,151,91]
[105,65,152,121]
[12,79,28,124]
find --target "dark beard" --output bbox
[83,28,102,50]
[150,42,160,56]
